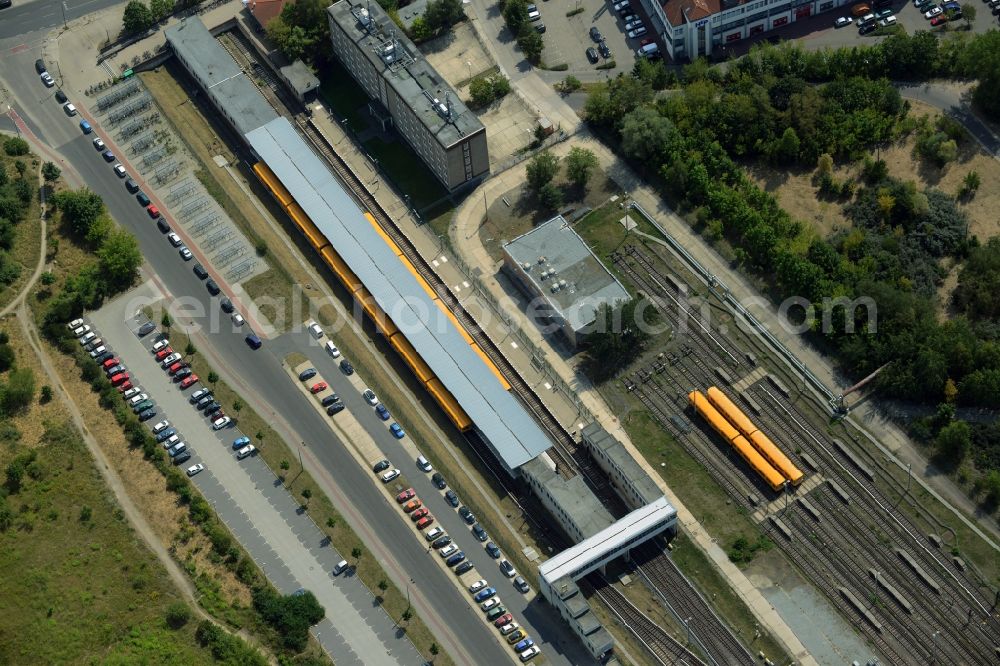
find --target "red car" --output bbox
[110,372,129,386]
[930,14,947,25]
[117,380,133,393]
[146,205,160,218]
[410,507,430,521]
[493,613,513,628]
[179,375,199,389]
[168,361,187,375]
[155,347,173,361]
[415,516,434,530]
[396,488,415,503]
[102,357,119,369]
[402,498,422,513]
[310,381,328,394]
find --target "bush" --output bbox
[165,601,191,629]
[41,162,61,182]
[3,138,29,157]
[252,587,326,652]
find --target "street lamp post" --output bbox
[61,1,68,28]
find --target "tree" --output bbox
[40,385,53,403]
[51,189,105,240]
[79,505,92,522]
[424,0,464,32]
[161,312,172,330]
[943,378,958,403]
[430,643,440,661]
[301,488,312,505]
[0,344,13,372]
[583,298,659,382]
[377,579,388,593]
[501,0,527,36]
[559,75,581,93]
[516,24,544,64]
[185,340,196,356]
[207,371,219,385]
[122,0,153,34]
[525,150,559,192]
[351,546,362,563]
[772,127,801,165]
[565,147,599,189]
[149,0,173,21]
[960,170,980,198]
[165,602,191,629]
[959,2,975,27]
[935,420,971,466]
[280,460,290,471]
[469,77,495,108]
[401,607,413,625]
[537,182,563,210]
[619,107,678,162]
[41,162,60,182]
[2,138,28,157]
[98,229,142,291]
[252,587,325,652]
[267,0,331,63]
[2,367,36,414]
[267,19,315,62]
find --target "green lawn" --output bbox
[362,136,448,210]
[0,422,212,665]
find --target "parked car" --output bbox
[589,26,602,41]
[136,192,150,207]
[410,507,430,521]
[308,321,324,339]
[113,164,127,178]
[179,375,198,389]
[598,41,612,58]
[326,403,345,415]
[431,472,446,489]
[499,559,516,578]
[321,394,340,407]
[212,416,232,430]
[205,279,220,296]
[474,587,496,602]
[179,247,193,261]
[137,321,156,336]
[586,47,599,64]
[834,15,853,26]
[416,516,435,530]
[424,526,444,541]
[186,463,205,477]
[380,468,400,483]
[519,646,540,662]
[299,367,317,381]
[433,535,454,550]
[375,404,390,421]
[480,597,500,611]
[340,359,354,375]
[396,488,416,503]
[438,543,458,558]
[236,444,256,459]
[155,428,177,443]
[526,3,540,19]
[446,551,466,567]
[500,622,520,635]
[444,490,459,507]
[362,388,378,405]
[93,137,105,150]
[459,506,476,524]
[494,613,513,628]
[514,576,531,593]
[193,263,209,280]
[454,561,474,575]
[232,436,251,450]
[486,542,501,558]
[41,72,55,87]
[137,408,156,422]
[390,423,406,439]
[310,381,328,394]
[416,455,431,472]
[472,524,488,542]
[324,340,340,357]
[468,579,488,593]
[627,26,647,38]
[402,498,423,513]
[373,459,391,473]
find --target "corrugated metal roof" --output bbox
[245,117,552,469]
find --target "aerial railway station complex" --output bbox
[165,16,678,658]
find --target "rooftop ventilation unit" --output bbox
[559,279,567,289]
[522,262,531,271]
[537,256,546,264]
[551,282,561,293]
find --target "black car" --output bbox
[95,351,114,364]
[205,404,224,418]
[444,490,459,507]
[136,192,151,207]
[35,59,46,74]
[137,408,157,422]
[454,561,475,575]
[299,367,317,381]
[157,219,170,234]
[589,26,602,41]
[340,359,354,375]
[486,542,501,558]
[201,400,221,413]
[431,472,447,490]
[156,428,177,443]
[174,367,193,381]
[586,47,599,64]
[220,298,234,313]
[534,22,546,32]
[858,21,877,34]
[55,90,67,104]
[326,402,345,416]
[432,535,452,549]
[321,394,341,407]
[598,41,612,58]
[472,523,488,542]
[373,459,391,473]
[459,506,476,524]
[445,552,466,567]
[205,279,220,296]
[193,264,209,280]
[172,451,192,466]
[137,321,156,337]
[125,178,139,193]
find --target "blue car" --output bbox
[232,436,250,450]
[375,404,390,421]
[390,423,405,439]
[445,551,466,567]
[155,427,177,443]
[473,587,496,602]
[514,638,534,652]
[79,119,92,133]
[298,367,317,381]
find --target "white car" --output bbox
[179,246,193,261]
[468,579,488,593]
[613,0,630,11]
[232,313,245,327]
[834,15,852,26]
[627,26,647,38]
[380,468,400,483]
[123,387,142,400]
[480,598,500,611]
[499,559,516,578]
[128,392,149,406]
[624,18,644,30]
[93,137,105,150]
[41,72,55,87]
[519,646,540,662]
[63,102,77,116]
[161,352,181,367]
[363,388,378,406]
[152,339,170,352]
[424,526,444,541]
[324,340,340,358]
[924,6,942,16]
[526,3,540,20]
[212,416,232,430]
[67,318,84,330]
[308,321,324,339]
[439,544,459,558]
[78,332,95,345]
[236,444,256,459]
[500,622,520,635]
[113,164,127,178]
[72,324,91,336]
[167,232,183,247]
[152,419,170,434]
[186,463,205,477]
[856,12,875,24]
[88,345,107,358]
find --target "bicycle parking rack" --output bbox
[167,180,197,204]
[203,231,234,252]
[142,147,167,168]
[215,243,244,267]
[190,213,220,236]
[227,259,257,281]
[178,196,209,219]
[129,132,157,155]
[155,160,181,185]
[96,82,141,112]
[107,96,151,125]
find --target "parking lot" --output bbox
[534,0,641,72]
[82,297,425,666]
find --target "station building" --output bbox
[582,423,663,511]
[502,216,630,347]
[640,0,851,62]
[326,0,489,191]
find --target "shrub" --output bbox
[3,138,29,157]
[165,601,191,629]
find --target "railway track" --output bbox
[587,578,706,666]
[634,545,754,666]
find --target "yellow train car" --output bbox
[706,386,758,439]
[750,430,804,486]
[252,162,293,207]
[286,203,329,252]
[689,391,741,444]
[426,377,473,431]
[319,246,364,295]
[354,288,400,338]
[733,435,786,492]
[389,332,436,384]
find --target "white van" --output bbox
[416,455,432,472]
[308,321,324,339]
[636,42,659,58]
[333,560,349,575]
[878,14,896,26]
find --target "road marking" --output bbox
[9,44,28,54]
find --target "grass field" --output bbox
[0,151,42,311]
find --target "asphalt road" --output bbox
[1,40,588,666]
[0,0,122,40]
